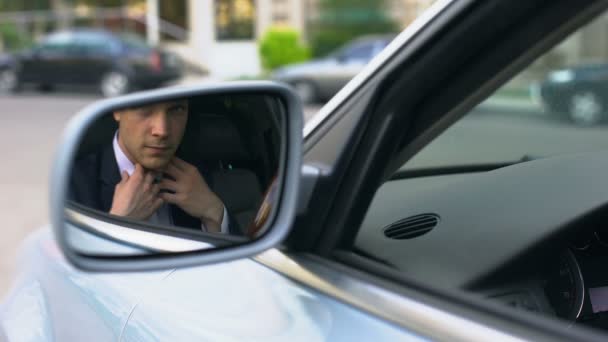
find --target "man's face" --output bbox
[113,100,188,171]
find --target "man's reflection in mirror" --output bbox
[70,99,242,235]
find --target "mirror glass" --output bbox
[65,92,285,255]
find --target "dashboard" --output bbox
[573,240,608,328]
[354,151,608,331]
[482,239,608,326]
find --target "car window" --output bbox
[400,12,608,171]
[75,33,119,55]
[354,8,608,335]
[119,33,150,51]
[38,32,76,53]
[340,42,375,62]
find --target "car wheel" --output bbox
[292,81,317,104]
[567,90,604,126]
[100,71,130,97]
[0,69,19,93]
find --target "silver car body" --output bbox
[272,35,393,101]
[0,228,426,342]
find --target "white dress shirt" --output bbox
[113,133,229,233]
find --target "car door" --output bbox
[19,32,76,85]
[0,229,173,342]
[72,33,119,85]
[114,1,608,341]
[121,257,427,341]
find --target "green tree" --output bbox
[309,0,398,57]
[259,26,310,71]
[0,0,50,11]
[0,23,33,50]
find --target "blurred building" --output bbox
[104,0,310,78]
[6,0,608,79]
[177,0,435,77]
[0,0,440,78]
[182,0,307,78]
[552,11,608,66]
[396,0,437,26]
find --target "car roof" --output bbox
[74,28,116,35]
[42,30,104,41]
[349,33,398,44]
[42,29,151,49]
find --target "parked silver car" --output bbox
[271,34,394,103]
[5,1,608,341]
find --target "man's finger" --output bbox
[159,192,179,204]
[158,178,179,192]
[134,163,145,178]
[146,171,155,183]
[120,171,129,183]
[150,183,161,195]
[141,197,165,220]
[151,197,164,212]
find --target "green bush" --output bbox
[259,26,310,71]
[0,23,32,51]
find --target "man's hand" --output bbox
[109,164,164,220]
[159,158,225,233]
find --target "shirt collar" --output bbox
[113,131,135,176]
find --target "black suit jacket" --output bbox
[70,143,242,235]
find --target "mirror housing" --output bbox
[51,81,302,272]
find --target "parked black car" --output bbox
[534,64,608,125]
[0,29,182,97]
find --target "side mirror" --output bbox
[51,82,302,271]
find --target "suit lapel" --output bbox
[99,143,121,212]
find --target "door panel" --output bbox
[0,229,173,342]
[20,33,76,85]
[122,257,426,341]
[72,35,119,84]
[19,48,66,84]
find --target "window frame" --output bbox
[73,33,119,56]
[37,32,78,55]
[214,0,256,41]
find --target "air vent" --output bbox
[383,214,439,240]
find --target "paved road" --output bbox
[408,103,608,169]
[0,92,96,297]
[2,90,608,299]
